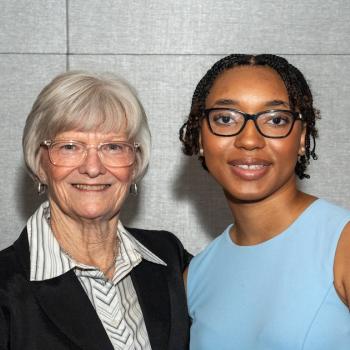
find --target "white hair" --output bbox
[22,71,151,182]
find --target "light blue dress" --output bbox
[187,199,350,350]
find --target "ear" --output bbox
[37,149,48,184]
[298,123,307,155]
[130,163,138,183]
[37,165,47,184]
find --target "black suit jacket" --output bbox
[0,227,191,350]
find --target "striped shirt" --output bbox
[27,201,166,350]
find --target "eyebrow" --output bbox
[212,99,290,108]
[265,100,290,108]
[212,99,239,106]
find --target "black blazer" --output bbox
[0,227,191,350]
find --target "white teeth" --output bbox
[237,164,265,170]
[74,184,109,190]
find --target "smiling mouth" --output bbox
[228,159,271,180]
[235,164,267,170]
[72,184,111,191]
[229,158,272,168]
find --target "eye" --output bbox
[263,112,293,127]
[215,115,234,125]
[210,111,240,126]
[62,144,77,150]
[55,142,82,154]
[270,117,286,126]
[102,143,127,153]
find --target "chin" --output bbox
[71,205,112,221]
[224,187,273,204]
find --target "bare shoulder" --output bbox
[334,222,350,307]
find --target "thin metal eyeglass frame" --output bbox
[41,140,140,167]
[204,108,303,139]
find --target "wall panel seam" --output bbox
[1,53,349,57]
[66,0,70,70]
[43,53,350,57]
[0,53,67,55]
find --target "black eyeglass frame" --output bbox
[204,108,303,139]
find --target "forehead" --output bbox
[206,66,289,107]
[54,130,129,142]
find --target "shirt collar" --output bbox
[27,201,166,282]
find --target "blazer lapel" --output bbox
[14,229,113,350]
[33,272,114,350]
[131,260,171,350]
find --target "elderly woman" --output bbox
[0,71,191,350]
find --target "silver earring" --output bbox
[199,148,204,157]
[37,182,46,195]
[129,183,138,196]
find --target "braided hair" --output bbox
[179,54,319,179]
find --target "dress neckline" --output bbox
[225,198,322,250]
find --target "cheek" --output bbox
[109,166,134,183]
[40,163,72,186]
[46,163,75,183]
[268,138,300,164]
[39,150,71,182]
[201,127,231,157]
[46,170,75,198]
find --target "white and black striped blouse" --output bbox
[27,201,166,350]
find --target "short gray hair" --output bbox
[23,71,151,182]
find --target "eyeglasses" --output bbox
[41,140,139,167]
[204,108,303,138]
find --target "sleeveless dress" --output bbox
[187,199,350,350]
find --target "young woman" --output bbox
[180,54,350,350]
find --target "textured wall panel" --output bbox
[69,54,350,253]
[69,0,350,54]
[0,0,66,53]
[0,55,66,249]
[1,0,349,255]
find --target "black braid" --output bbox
[179,54,319,179]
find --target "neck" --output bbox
[49,201,119,279]
[226,178,316,246]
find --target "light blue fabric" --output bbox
[187,199,350,350]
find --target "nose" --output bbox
[78,148,107,177]
[234,120,266,150]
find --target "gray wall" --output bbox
[1,0,350,253]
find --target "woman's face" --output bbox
[38,130,134,223]
[201,65,305,203]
